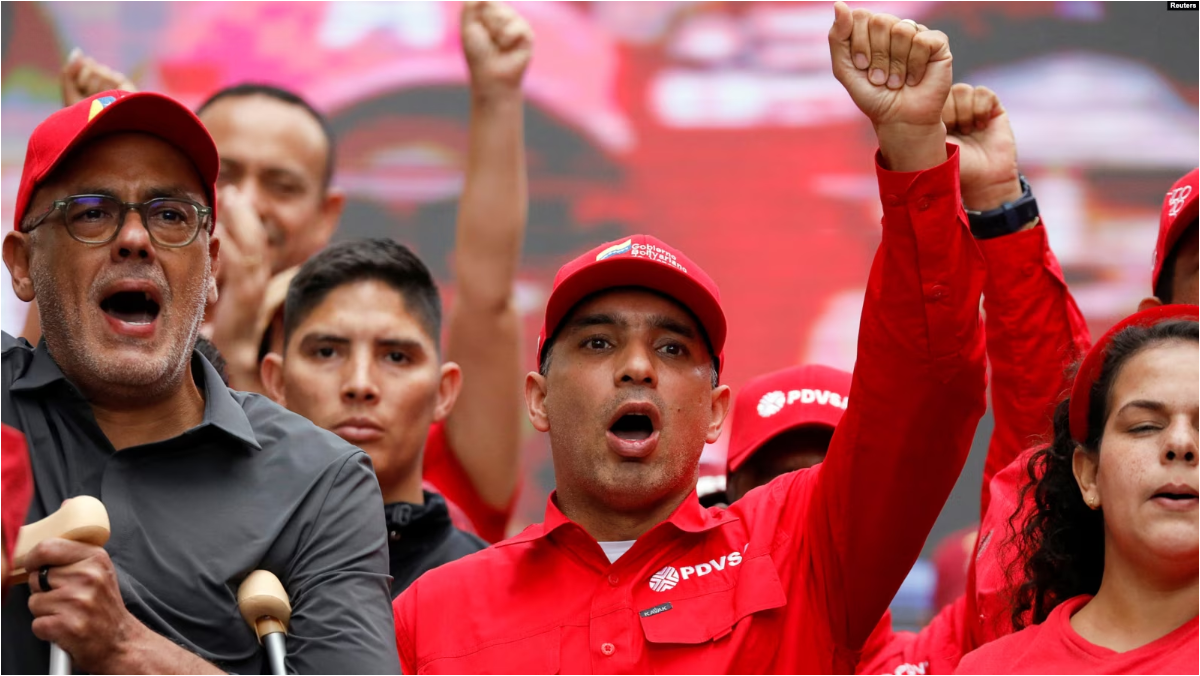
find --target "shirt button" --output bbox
[884,194,902,207]
[927,284,948,301]
[917,198,932,211]
[607,574,619,586]
[389,530,400,542]
[601,642,616,656]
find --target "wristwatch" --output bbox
[966,175,1039,240]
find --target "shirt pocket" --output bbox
[420,626,561,675]
[638,553,786,645]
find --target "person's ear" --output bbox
[433,361,464,423]
[1072,445,1101,510]
[1137,296,1164,312]
[706,384,732,444]
[525,371,550,433]
[260,352,287,407]
[316,187,345,245]
[3,232,36,303]
[207,231,221,307]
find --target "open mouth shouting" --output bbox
[606,402,661,459]
[98,281,163,338]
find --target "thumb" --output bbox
[828,2,855,78]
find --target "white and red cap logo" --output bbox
[1153,168,1198,293]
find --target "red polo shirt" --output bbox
[394,146,989,674]
[423,421,514,543]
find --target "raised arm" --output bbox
[816,2,988,649]
[945,83,1091,517]
[440,1,532,515]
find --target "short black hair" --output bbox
[196,83,336,192]
[1154,219,1198,303]
[283,239,442,350]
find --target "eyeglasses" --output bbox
[22,194,213,248]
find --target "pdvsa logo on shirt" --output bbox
[648,548,745,592]
[649,566,680,592]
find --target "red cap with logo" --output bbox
[726,364,852,473]
[537,234,726,373]
[1068,303,1198,445]
[13,90,219,232]
[1152,168,1198,294]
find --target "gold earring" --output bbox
[1090,496,1097,508]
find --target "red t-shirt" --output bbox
[955,595,1199,674]
[422,421,513,543]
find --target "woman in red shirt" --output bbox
[956,304,1198,675]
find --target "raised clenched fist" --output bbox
[943,84,1022,211]
[61,49,137,107]
[829,2,954,171]
[461,1,534,100]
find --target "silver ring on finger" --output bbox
[900,19,920,30]
[39,565,53,592]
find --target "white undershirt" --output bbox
[598,540,637,563]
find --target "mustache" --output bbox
[600,389,668,425]
[89,264,170,305]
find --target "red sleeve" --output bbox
[422,421,514,543]
[802,145,988,650]
[856,597,974,675]
[976,224,1090,517]
[2,424,32,572]
[393,588,416,675]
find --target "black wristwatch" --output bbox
[966,175,1039,240]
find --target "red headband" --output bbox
[1068,304,1199,444]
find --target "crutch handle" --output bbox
[11,496,110,578]
[237,570,291,641]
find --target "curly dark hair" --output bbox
[1009,318,1198,629]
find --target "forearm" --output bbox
[816,146,987,647]
[455,91,526,311]
[978,224,1089,515]
[443,89,527,510]
[106,621,225,675]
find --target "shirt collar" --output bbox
[518,488,736,545]
[9,340,69,392]
[11,342,260,452]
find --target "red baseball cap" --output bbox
[537,234,726,373]
[1068,303,1198,445]
[1152,168,1198,294]
[13,90,219,232]
[2,424,33,580]
[726,364,852,473]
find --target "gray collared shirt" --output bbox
[1,333,400,674]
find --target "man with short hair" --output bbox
[258,0,530,545]
[1,90,398,674]
[392,6,990,672]
[263,239,487,594]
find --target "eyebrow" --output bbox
[73,185,205,202]
[565,312,698,340]
[299,334,427,352]
[1117,399,1167,415]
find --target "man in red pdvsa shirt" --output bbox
[393,3,988,673]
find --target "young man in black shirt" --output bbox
[264,239,488,594]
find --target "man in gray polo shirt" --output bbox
[1,90,398,673]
